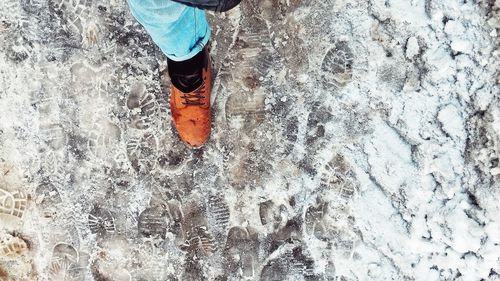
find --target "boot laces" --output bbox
[181,81,206,106]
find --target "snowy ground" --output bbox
[0,0,499,280]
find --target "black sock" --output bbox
[167,49,208,93]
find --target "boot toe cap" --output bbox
[174,116,211,148]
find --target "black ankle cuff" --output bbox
[167,49,206,76]
[167,50,208,93]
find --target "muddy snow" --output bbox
[0,0,499,280]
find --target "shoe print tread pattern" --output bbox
[0,188,27,219]
[88,205,116,237]
[137,206,169,239]
[49,243,85,281]
[48,0,93,42]
[0,236,28,258]
[321,41,354,89]
[126,132,158,174]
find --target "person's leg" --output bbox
[127,0,214,148]
[127,0,211,62]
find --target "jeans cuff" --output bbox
[164,24,211,62]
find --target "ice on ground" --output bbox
[0,0,499,280]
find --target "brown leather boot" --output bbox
[168,47,212,148]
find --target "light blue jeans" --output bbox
[127,0,211,61]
